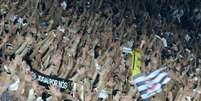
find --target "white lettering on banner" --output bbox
[31,72,37,79]
[49,79,54,85]
[38,75,42,81]
[41,76,44,81]
[58,81,63,88]
[61,81,66,89]
[53,80,58,86]
[36,75,67,88]
[43,77,48,84]
[30,69,74,90]
[63,82,68,89]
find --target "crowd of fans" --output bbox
[0,0,201,101]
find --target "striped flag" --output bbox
[133,68,171,100]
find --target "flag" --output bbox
[131,49,141,76]
[133,68,171,100]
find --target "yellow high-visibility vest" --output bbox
[131,49,141,76]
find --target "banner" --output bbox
[30,68,74,91]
